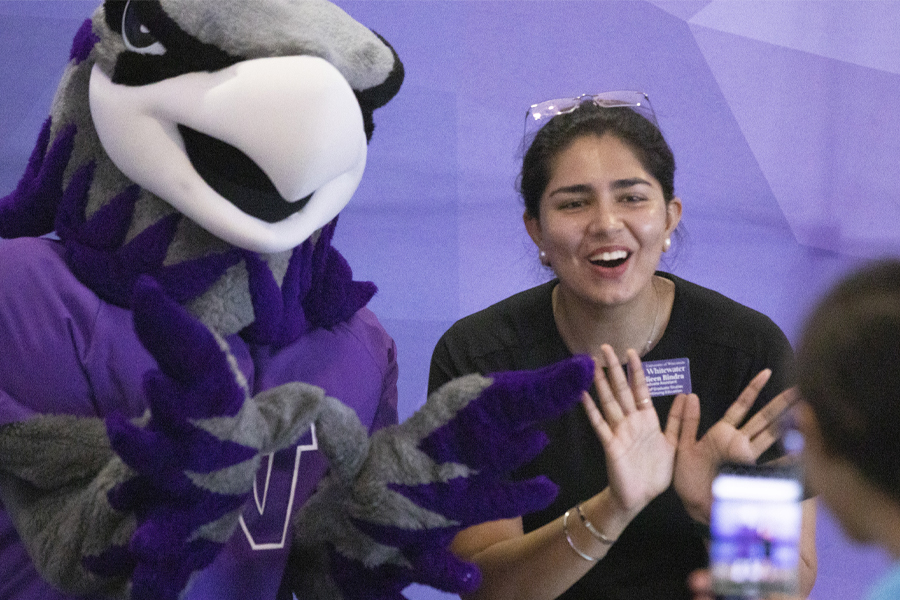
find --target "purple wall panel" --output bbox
[1,2,897,598]
[692,25,900,256]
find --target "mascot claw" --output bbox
[288,354,594,599]
[91,277,326,599]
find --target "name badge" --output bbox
[637,358,691,397]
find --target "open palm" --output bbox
[583,346,686,517]
[673,369,798,523]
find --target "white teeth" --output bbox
[592,250,628,262]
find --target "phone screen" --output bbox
[710,463,803,598]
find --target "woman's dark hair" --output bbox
[796,259,900,504]
[519,102,676,219]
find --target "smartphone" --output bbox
[710,462,803,599]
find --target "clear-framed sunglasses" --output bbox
[524,91,657,140]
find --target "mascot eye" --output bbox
[121,0,166,55]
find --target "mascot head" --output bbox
[0,0,403,339]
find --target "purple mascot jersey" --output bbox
[0,237,398,600]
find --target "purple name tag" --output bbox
[639,358,691,397]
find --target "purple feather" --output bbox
[70,18,98,64]
[419,355,594,470]
[0,120,76,238]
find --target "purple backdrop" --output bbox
[2,2,898,599]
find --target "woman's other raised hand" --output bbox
[673,370,799,523]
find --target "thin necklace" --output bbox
[554,277,662,358]
[643,277,661,355]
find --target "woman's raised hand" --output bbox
[673,370,799,523]
[581,345,686,518]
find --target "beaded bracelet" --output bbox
[563,508,600,562]
[576,503,617,545]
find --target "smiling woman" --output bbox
[524,133,681,353]
[428,94,817,600]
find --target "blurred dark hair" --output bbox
[519,102,676,220]
[797,259,900,503]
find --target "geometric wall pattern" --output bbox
[2,2,897,598]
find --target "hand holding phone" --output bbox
[710,462,803,599]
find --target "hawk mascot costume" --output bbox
[0,2,592,599]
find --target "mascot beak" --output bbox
[89,55,367,254]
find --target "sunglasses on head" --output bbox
[524,91,658,140]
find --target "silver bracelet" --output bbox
[576,503,617,545]
[563,509,599,562]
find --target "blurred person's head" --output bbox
[796,259,900,551]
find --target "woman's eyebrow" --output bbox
[548,178,654,198]
[611,177,653,190]
[548,183,592,197]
